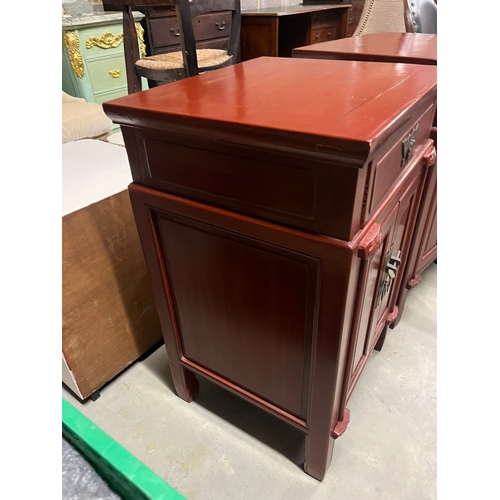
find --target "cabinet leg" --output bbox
[169,362,199,402]
[374,326,387,352]
[304,430,334,481]
[89,391,101,402]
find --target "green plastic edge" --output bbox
[62,398,187,500]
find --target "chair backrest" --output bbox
[176,0,241,78]
[104,0,241,93]
[403,0,437,34]
[354,0,406,36]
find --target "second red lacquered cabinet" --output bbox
[103,57,437,481]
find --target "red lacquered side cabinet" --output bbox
[103,57,437,481]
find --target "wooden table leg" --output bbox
[169,362,199,403]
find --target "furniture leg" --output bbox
[304,426,335,481]
[169,362,199,402]
[90,391,101,402]
[374,326,388,352]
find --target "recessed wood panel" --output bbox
[241,20,277,59]
[145,138,317,220]
[157,214,318,418]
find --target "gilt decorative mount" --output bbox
[86,31,124,49]
[64,31,84,78]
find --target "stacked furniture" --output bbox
[103,55,436,480]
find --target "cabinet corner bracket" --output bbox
[331,408,350,439]
[357,223,382,259]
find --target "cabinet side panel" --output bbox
[157,214,318,419]
[241,18,278,60]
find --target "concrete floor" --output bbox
[62,263,437,500]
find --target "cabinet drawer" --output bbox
[146,5,176,18]
[363,103,435,225]
[93,87,129,106]
[149,11,232,50]
[80,25,125,61]
[310,27,338,44]
[87,55,127,94]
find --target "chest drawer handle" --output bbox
[170,27,180,37]
[215,21,226,30]
[109,69,121,78]
[401,123,419,168]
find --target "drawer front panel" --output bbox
[87,55,127,94]
[311,26,339,44]
[364,103,435,225]
[194,11,233,41]
[149,12,232,50]
[146,6,176,18]
[80,25,125,60]
[93,86,128,106]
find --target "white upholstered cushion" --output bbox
[62,92,114,144]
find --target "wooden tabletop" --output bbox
[293,33,437,65]
[104,57,437,159]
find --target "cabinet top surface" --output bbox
[104,57,436,154]
[62,11,144,29]
[294,33,437,63]
[242,4,350,16]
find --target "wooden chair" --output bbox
[106,0,241,94]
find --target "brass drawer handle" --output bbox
[108,69,121,78]
[170,27,180,37]
[216,21,226,30]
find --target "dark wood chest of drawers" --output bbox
[103,57,437,481]
[240,4,351,60]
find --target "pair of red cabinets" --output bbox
[103,33,437,481]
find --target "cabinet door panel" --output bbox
[346,144,429,398]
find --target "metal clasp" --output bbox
[401,123,419,168]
